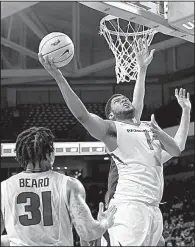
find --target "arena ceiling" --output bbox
[1,1,191,85]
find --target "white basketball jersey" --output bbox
[1,170,73,246]
[109,121,164,206]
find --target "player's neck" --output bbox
[25,161,51,173]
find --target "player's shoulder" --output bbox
[1,180,6,189]
[50,170,65,177]
[67,177,84,191]
[1,172,23,191]
[2,172,23,183]
[90,113,114,126]
[66,177,85,198]
[49,170,70,184]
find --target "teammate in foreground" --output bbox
[38,40,181,246]
[1,127,116,246]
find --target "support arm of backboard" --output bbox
[1,69,74,79]
[1,51,13,69]
[72,2,78,71]
[1,37,38,60]
[7,16,13,40]
[75,2,82,69]
[26,8,48,35]
[1,76,54,86]
[1,2,38,19]
[72,2,82,71]
[18,11,47,39]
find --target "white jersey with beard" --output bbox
[1,170,73,246]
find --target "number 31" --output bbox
[17,191,53,226]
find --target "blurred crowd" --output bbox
[161,177,195,246]
[164,156,194,175]
[1,93,194,142]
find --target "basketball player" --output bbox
[95,88,191,247]
[81,86,192,247]
[1,127,116,246]
[38,39,181,246]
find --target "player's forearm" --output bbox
[159,130,181,157]
[54,73,89,121]
[133,66,147,101]
[80,239,90,246]
[132,67,147,119]
[174,108,190,151]
[80,219,107,242]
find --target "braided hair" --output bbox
[15,127,55,168]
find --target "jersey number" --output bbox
[144,131,154,150]
[17,191,53,226]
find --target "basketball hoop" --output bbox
[100,15,157,83]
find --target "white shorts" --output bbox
[105,200,163,246]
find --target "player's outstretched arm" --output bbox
[67,178,116,242]
[162,88,191,163]
[80,202,107,246]
[151,115,181,157]
[38,53,112,141]
[132,39,155,123]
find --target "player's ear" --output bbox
[109,112,114,120]
[49,152,55,166]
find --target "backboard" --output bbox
[80,1,194,43]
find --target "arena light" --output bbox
[96,147,104,152]
[70,148,78,152]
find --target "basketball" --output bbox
[39,32,74,68]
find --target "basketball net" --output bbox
[100,15,157,84]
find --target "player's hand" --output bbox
[38,53,62,78]
[175,88,191,111]
[150,114,162,141]
[134,38,155,68]
[97,202,116,228]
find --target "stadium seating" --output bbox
[1,94,194,141]
[1,103,109,141]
